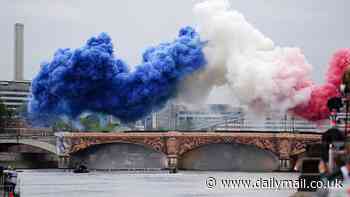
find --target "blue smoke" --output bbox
[28,27,206,126]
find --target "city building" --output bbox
[141,103,186,130]
[139,103,242,131]
[136,103,329,132]
[175,104,243,130]
[152,104,184,130]
[0,80,30,111]
[0,23,30,111]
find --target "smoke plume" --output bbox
[191,0,350,121]
[28,0,350,126]
[292,49,350,120]
[28,27,206,126]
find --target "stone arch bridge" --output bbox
[0,128,56,154]
[57,131,321,171]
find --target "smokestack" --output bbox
[14,23,24,81]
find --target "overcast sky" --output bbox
[1,0,350,84]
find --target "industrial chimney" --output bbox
[14,23,24,81]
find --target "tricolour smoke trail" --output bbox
[292,49,350,121]
[27,27,206,126]
[191,0,350,121]
[28,0,350,126]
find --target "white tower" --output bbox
[14,23,24,81]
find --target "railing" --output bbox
[189,118,331,132]
[215,120,330,132]
[0,119,335,134]
[0,128,54,138]
[175,111,330,132]
[1,118,28,129]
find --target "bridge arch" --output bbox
[0,139,57,155]
[176,135,280,157]
[179,142,280,171]
[70,142,168,170]
[66,136,167,155]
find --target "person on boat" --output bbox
[3,166,18,197]
[319,156,350,185]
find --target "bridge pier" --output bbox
[279,158,292,171]
[167,155,178,173]
[166,135,179,173]
[58,155,70,169]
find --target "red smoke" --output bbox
[292,49,350,121]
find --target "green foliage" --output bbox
[80,114,119,132]
[53,114,120,132]
[15,102,28,116]
[157,127,171,131]
[178,118,194,130]
[0,100,6,116]
[0,99,10,128]
[53,119,74,131]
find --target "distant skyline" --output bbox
[1,0,350,85]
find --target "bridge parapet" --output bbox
[0,127,56,154]
[0,127,54,137]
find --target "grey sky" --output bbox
[1,0,350,84]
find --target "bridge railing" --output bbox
[0,128,54,138]
[191,119,331,133]
[0,120,336,134]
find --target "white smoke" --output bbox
[179,0,314,114]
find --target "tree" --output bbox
[52,119,74,132]
[0,99,9,129]
[15,101,28,117]
[80,114,118,132]
[52,114,120,132]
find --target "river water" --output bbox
[18,170,301,197]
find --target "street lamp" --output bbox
[327,97,343,127]
[341,67,350,136]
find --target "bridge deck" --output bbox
[63,131,322,139]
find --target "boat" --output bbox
[73,165,90,173]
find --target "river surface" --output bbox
[18,170,300,197]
